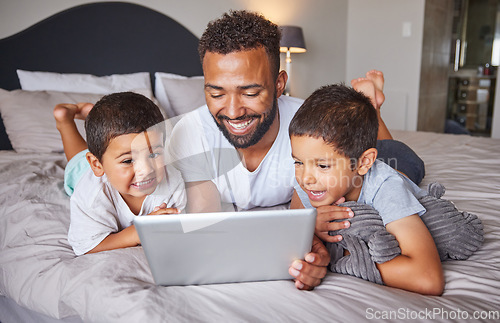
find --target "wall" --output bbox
[346,0,426,131]
[4,0,498,137]
[417,0,454,133]
[492,76,500,138]
[0,0,348,100]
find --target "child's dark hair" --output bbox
[289,84,378,165]
[85,92,164,161]
[198,10,281,80]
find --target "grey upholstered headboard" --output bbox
[0,2,203,150]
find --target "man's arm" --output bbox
[289,190,352,290]
[185,180,222,213]
[289,234,330,290]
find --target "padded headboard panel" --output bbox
[0,2,203,150]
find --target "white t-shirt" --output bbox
[68,165,186,256]
[168,96,304,210]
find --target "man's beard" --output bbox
[213,96,278,149]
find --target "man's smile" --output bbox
[224,117,256,134]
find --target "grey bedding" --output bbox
[1,130,500,322]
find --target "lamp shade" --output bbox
[279,26,306,53]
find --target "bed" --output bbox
[1,2,499,322]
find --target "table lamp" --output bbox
[279,25,306,96]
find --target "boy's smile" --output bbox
[92,130,166,209]
[291,135,364,208]
[130,177,157,191]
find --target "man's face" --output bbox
[202,47,280,149]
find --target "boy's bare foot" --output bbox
[351,77,377,109]
[365,70,385,109]
[351,74,393,140]
[53,102,92,161]
[366,70,384,91]
[53,103,93,129]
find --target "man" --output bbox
[169,10,425,290]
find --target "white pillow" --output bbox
[154,72,205,118]
[17,70,152,95]
[0,89,104,153]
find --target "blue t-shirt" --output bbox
[296,160,426,225]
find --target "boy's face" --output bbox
[291,135,363,208]
[96,130,166,203]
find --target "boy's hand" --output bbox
[315,198,354,243]
[289,235,330,290]
[150,203,180,215]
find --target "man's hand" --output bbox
[288,235,330,290]
[315,198,353,243]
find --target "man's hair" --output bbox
[289,84,378,163]
[198,10,281,79]
[85,92,164,161]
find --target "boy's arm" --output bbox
[86,225,140,254]
[377,214,444,295]
[86,207,182,254]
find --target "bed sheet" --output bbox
[0,131,499,322]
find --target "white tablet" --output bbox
[134,208,317,286]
